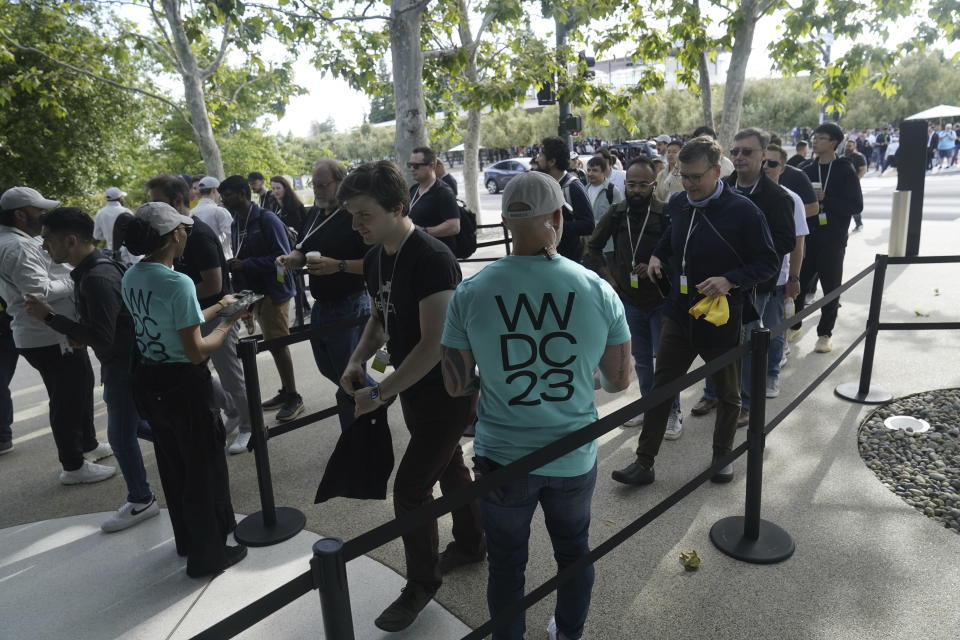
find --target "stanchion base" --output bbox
[710,516,795,564]
[834,382,893,404]
[234,507,306,547]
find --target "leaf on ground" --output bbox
[914,311,930,317]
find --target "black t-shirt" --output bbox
[786,154,806,168]
[296,207,368,303]
[440,173,458,196]
[174,217,230,308]
[363,228,461,392]
[408,181,459,251]
[779,164,817,206]
[845,151,867,173]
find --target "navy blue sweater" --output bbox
[231,204,295,303]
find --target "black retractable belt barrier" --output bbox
[311,538,355,640]
[234,337,306,547]
[710,328,795,563]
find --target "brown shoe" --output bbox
[691,397,718,416]
[737,409,750,428]
[374,582,437,632]
[439,541,486,574]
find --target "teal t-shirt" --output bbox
[121,262,204,363]
[442,255,630,477]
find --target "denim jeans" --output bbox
[102,361,153,503]
[0,331,17,443]
[479,461,598,640]
[623,301,679,415]
[309,292,373,431]
[704,290,777,410]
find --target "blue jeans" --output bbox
[623,301,679,414]
[101,361,153,503]
[705,290,781,410]
[479,461,597,640]
[309,292,373,431]
[0,332,17,443]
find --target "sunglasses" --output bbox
[407,162,430,169]
[764,160,781,168]
[729,147,760,157]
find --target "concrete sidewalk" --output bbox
[1,206,959,639]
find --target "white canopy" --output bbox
[905,104,960,120]
[447,143,465,152]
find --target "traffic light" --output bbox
[579,51,596,79]
[537,83,556,106]
[563,114,582,134]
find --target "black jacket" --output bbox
[724,172,796,292]
[47,249,134,366]
[557,173,596,262]
[802,157,863,238]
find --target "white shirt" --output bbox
[192,197,234,259]
[608,168,626,193]
[0,225,77,349]
[93,200,140,265]
[778,186,810,286]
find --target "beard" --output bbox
[626,193,651,210]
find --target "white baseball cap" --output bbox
[501,171,572,219]
[135,202,193,235]
[654,134,671,143]
[197,176,220,190]
[105,187,126,201]
[0,186,60,211]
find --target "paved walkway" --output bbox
[1,175,958,639]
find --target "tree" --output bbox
[367,61,396,123]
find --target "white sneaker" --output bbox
[228,431,251,455]
[786,328,802,343]
[664,410,683,440]
[766,377,781,398]
[101,497,160,533]
[623,414,644,428]
[814,336,833,353]
[223,415,240,439]
[83,443,113,463]
[779,345,790,369]
[547,616,573,640]
[60,460,116,485]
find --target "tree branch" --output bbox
[147,0,181,72]
[0,28,194,131]
[472,6,497,49]
[199,17,231,79]
[245,2,389,22]
[121,30,179,70]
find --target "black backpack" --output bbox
[452,200,478,260]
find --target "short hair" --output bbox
[667,139,683,150]
[767,144,788,165]
[540,136,570,172]
[313,158,347,183]
[247,171,265,182]
[594,148,615,164]
[626,156,655,173]
[191,175,204,185]
[796,140,808,149]
[41,207,94,243]
[337,161,410,216]
[411,146,436,165]
[587,156,608,172]
[769,134,782,146]
[734,128,769,148]
[679,136,722,167]
[220,175,252,199]
[813,122,844,143]
[692,126,718,139]
[146,174,190,208]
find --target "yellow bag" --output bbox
[688,295,730,327]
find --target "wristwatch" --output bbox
[788,275,800,283]
[44,311,56,324]
[338,260,347,272]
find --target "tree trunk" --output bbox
[391,0,428,179]
[698,51,714,130]
[456,0,481,213]
[718,0,759,151]
[161,0,224,178]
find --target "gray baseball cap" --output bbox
[135,202,193,236]
[0,186,60,211]
[501,171,572,219]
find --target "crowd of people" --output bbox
[1,119,867,638]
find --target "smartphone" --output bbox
[217,291,264,317]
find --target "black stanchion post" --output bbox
[835,254,893,404]
[293,272,306,328]
[311,538,356,640]
[233,338,307,547]
[710,328,796,564]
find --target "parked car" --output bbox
[483,157,531,194]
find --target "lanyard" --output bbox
[625,205,652,267]
[235,203,254,257]
[296,207,341,250]
[817,160,834,195]
[410,182,433,211]
[680,208,701,276]
[735,176,760,195]
[377,226,415,342]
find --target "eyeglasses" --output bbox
[811,135,833,143]
[729,147,759,157]
[314,180,338,190]
[625,181,655,189]
[407,162,430,169]
[679,170,713,183]
[764,160,781,168]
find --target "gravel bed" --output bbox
[858,388,960,534]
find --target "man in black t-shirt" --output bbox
[407,146,460,252]
[276,158,372,432]
[843,138,867,230]
[339,161,484,633]
[147,174,251,454]
[787,141,808,167]
[435,159,458,195]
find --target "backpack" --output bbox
[257,209,298,252]
[452,200,478,260]
[603,182,615,205]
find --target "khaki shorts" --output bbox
[254,297,291,341]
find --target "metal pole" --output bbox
[311,538,356,640]
[835,254,893,404]
[887,191,911,257]
[233,337,306,546]
[555,16,571,149]
[743,327,769,541]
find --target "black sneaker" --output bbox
[186,544,247,578]
[262,389,286,410]
[276,393,304,422]
[611,460,655,485]
[439,541,486,574]
[710,457,734,483]
[374,582,437,632]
